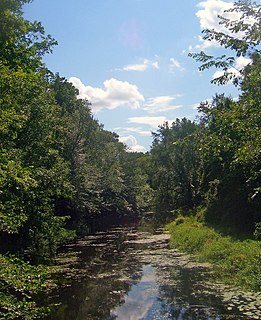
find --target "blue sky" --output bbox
[23,0,249,152]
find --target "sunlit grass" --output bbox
[166,217,261,291]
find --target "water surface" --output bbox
[47,227,261,320]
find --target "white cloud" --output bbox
[234,56,252,70]
[69,77,144,112]
[123,63,148,72]
[195,35,219,50]
[195,0,239,49]
[128,116,174,128]
[169,58,184,73]
[119,135,146,152]
[122,58,159,72]
[143,95,182,114]
[196,0,234,31]
[152,61,159,69]
[212,56,251,81]
[114,126,151,137]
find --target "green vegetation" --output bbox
[0,1,152,318]
[166,217,261,291]
[0,254,49,319]
[0,0,260,318]
[151,0,260,293]
[150,0,260,235]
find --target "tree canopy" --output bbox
[151,0,260,232]
[188,0,261,85]
[0,1,152,317]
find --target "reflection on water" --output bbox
[110,265,160,320]
[47,227,250,320]
[109,264,233,320]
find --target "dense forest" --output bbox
[0,0,260,318]
[151,0,260,234]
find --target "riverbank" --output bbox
[166,217,261,292]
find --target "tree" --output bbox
[189,0,260,233]
[50,76,147,233]
[0,2,73,316]
[0,63,76,261]
[195,95,257,231]
[0,1,156,318]
[189,0,260,85]
[150,119,201,220]
[0,0,57,71]
[120,152,154,216]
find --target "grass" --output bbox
[166,217,261,291]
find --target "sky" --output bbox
[23,0,252,152]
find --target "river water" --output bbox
[46,226,261,320]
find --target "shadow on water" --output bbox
[46,226,253,320]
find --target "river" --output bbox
[46,226,261,320]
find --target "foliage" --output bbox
[188,0,261,85]
[196,94,259,232]
[166,217,219,253]
[0,1,152,318]
[0,0,57,71]
[151,91,260,232]
[0,63,75,262]
[166,218,261,291]
[120,152,154,215]
[150,118,201,219]
[151,0,260,233]
[0,254,49,319]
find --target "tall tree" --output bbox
[0,0,56,71]
[150,119,201,219]
[189,0,260,232]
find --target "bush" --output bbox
[0,255,49,319]
[166,217,218,253]
[200,236,233,262]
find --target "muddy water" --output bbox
[47,227,261,320]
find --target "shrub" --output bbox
[0,255,49,319]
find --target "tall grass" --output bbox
[166,218,261,291]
